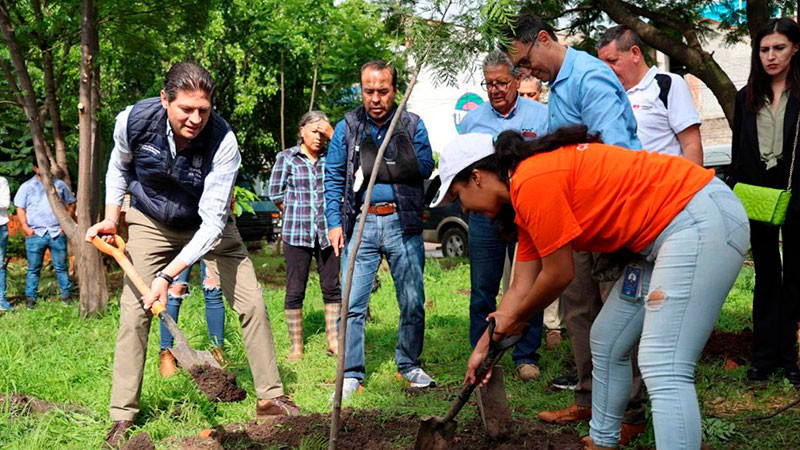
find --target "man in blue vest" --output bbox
[85,62,299,448]
[459,50,548,381]
[324,60,436,400]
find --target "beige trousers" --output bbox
[543,298,564,330]
[109,208,283,421]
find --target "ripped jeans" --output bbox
[589,177,750,449]
[159,261,226,350]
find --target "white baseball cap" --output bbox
[430,133,495,208]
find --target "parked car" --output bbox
[235,175,281,242]
[703,143,732,180]
[422,177,469,257]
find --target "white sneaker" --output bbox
[401,367,436,388]
[330,377,363,402]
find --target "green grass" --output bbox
[0,248,798,449]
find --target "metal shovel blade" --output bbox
[414,416,458,450]
[160,310,221,370]
[476,366,512,439]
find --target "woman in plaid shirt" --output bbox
[269,111,341,361]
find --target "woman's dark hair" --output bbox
[494,125,602,176]
[449,125,601,241]
[745,18,800,112]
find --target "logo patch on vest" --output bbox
[139,144,160,156]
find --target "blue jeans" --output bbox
[468,214,542,365]
[160,261,226,350]
[0,225,7,303]
[589,178,749,449]
[25,232,71,300]
[341,212,426,380]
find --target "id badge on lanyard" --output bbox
[620,265,643,302]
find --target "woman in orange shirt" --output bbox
[431,126,749,450]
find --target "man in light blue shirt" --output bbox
[459,50,547,382]
[501,14,646,448]
[14,156,76,307]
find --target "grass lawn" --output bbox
[0,245,798,449]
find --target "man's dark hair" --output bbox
[360,59,398,88]
[598,25,645,53]
[163,62,216,102]
[500,14,557,50]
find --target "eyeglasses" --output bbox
[481,80,514,92]
[514,42,535,71]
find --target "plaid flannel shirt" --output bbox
[268,146,330,249]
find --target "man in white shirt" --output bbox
[85,62,299,448]
[0,176,10,311]
[598,25,703,165]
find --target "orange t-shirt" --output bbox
[512,143,715,261]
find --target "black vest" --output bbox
[126,97,231,227]
[342,106,424,238]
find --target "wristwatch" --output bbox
[155,271,174,285]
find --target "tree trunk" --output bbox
[0,2,76,239]
[77,0,107,317]
[31,0,71,188]
[746,0,771,41]
[309,40,321,112]
[597,0,738,126]
[280,50,286,150]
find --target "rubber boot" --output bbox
[160,350,178,378]
[285,309,303,362]
[324,303,341,356]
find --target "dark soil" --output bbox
[178,409,581,450]
[187,365,247,403]
[122,432,155,450]
[702,329,753,365]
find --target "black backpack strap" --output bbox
[654,73,672,109]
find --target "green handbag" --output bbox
[733,114,799,226]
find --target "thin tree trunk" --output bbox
[31,0,71,188]
[280,50,285,150]
[0,2,76,240]
[308,41,321,112]
[77,0,107,317]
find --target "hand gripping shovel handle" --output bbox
[91,235,166,316]
[442,319,523,423]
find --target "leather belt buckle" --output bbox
[368,202,396,216]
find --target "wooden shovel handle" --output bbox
[91,235,166,315]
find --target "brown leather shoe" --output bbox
[545,329,563,349]
[105,420,133,448]
[256,396,301,418]
[211,346,227,366]
[581,436,618,450]
[619,423,645,446]
[159,350,177,378]
[537,404,591,424]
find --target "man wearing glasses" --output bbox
[500,14,647,447]
[458,50,547,381]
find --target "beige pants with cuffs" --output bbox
[109,208,283,421]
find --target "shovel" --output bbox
[92,235,221,371]
[414,319,522,450]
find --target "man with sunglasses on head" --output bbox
[458,50,547,381]
[500,14,647,447]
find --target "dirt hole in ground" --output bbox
[187,365,246,402]
[177,409,581,450]
[122,432,155,450]
[702,329,753,366]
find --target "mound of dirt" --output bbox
[187,365,247,403]
[122,432,155,450]
[703,329,753,365]
[0,393,87,416]
[177,410,581,450]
